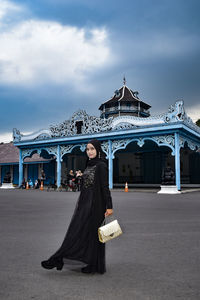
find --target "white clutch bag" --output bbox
[98,218,123,243]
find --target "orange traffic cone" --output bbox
[40,180,44,191]
[26,181,29,190]
[125,182,128,192]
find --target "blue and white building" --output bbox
[0,142,54,186]
[12,81,200,190]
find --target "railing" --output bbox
[103,106,150,114]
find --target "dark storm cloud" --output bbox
[1,0,200,142]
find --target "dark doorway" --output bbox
[75,121,83,134]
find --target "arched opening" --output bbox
[180,143,200,184]
[113,140,173,187]
[23,149,55,185]
[61,146,87,184]
[1,165,11,184]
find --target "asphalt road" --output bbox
[0,189,200,300]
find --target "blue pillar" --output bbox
[19,148,23,187]
[175,132,181,190]
[108,140,113,189]
[57,145,61,188]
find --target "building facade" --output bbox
[0,142,55,185]
[11,81,200,191]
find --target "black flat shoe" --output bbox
[41,259,64,271]
[81,265,95,274]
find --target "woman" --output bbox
[41,139,113,274]
[67,169,75,191]
[75,170,82,191]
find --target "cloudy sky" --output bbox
[0,0,200,142]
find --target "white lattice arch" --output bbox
[179,137,200,152]
[22,147,57,161]
[112,136,175,158]
[60,144,87,160]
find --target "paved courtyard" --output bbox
[0,189,200,300]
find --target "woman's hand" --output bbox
[105,209,113,217]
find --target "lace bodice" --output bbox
[82,165,96,189]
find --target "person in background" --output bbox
[34,179,39,189]
[162,163,175,185]
[28,179,33,188]
[75,170,82,191]
[21,178,26,189]
[39,170,46,187]
[41,170,46,181]
[67,170,75,191]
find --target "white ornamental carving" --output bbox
[22,149,35,160]
[13,101,200,143]
[50,110,113,137]
[101,141,109,156]
[13,128,21,142]
[179,136,200,151]
[22,147,57,161]
[60,145,74,157]
[153,135,175,147]
[112,139,132,154]
[137,138,145,147]
[60,144,87,159]
[111,101,200,131]
[179,136,185,149]
[46,146,58,156]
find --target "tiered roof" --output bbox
[99,82,151,111]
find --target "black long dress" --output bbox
[47,160,113,273]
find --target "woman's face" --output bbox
[86,143,97,159]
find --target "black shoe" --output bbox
[41,259,64,271]
[81,265,95,274]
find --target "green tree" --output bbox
[196,119,200,127]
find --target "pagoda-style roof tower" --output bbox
[99,78,151,119]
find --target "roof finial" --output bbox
[123,75,126,86]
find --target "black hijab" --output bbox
[86,139,106,167]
